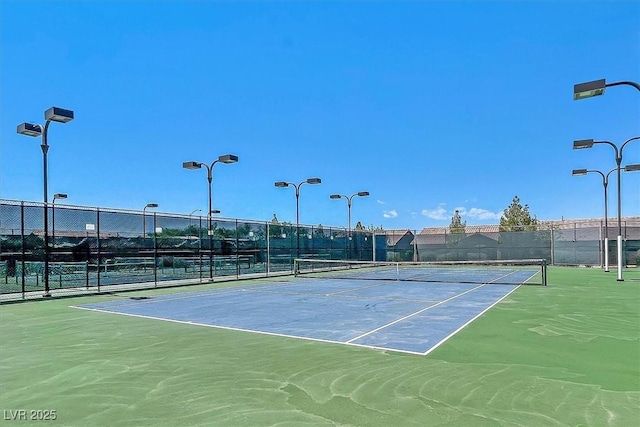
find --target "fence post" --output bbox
[550,226,555,266]
[266,222,271,275]
[96,208,101,292]
[372,229,376,261]
[198,216,203,281]
[235,219,240,278]
[153,212,158,287]
[20,202,26,296]
[599,220,603,269]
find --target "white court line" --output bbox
[71,305,429,356]
[74,286,244,310]
[421,284,521,356]
[489,269,534,284]
[346,283,487,343]
[71,279,523,356]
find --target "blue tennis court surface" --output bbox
[74,278,523,355]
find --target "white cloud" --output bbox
[377,200,385,205]
[421,206,448,220]
[465,208,503,220]
[421,205,503,222]
[383,209,398,218]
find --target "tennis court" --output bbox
[1,266,639,426]
[73,261,540,354]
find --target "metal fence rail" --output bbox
[384,222,640,268]
[2,199,638,301]
[0,200,374,299]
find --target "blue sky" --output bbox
[1,1,639,231]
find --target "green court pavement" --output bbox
[1,267,638,426]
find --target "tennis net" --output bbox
[294,258,547,286]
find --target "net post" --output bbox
[542,259,547,286]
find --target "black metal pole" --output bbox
[208,169,213,280]
[52,202,56,252]
[295,187,300,260]
[602,171,610,272]
[41,121,52,297]
[606,81,640,92]
[347,197,352,260]
[96,209,101,291]
[153,212,158,286]
[615,152,623,281]
[21,202,26,296]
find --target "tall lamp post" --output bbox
[188,208,202,227]
[274,178,322,260]
[329,191,369,259]
[573,77,639,281]
[142,203,158,239]
[183,154,238,279]
[572,169,616,271]
[17,106,74,297]
[573,138,640,280]
[51,193,68,250]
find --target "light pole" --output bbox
[572,168,616,271]
[329,191,369,259]
[188,208,202,227]
[573,78,640,100]
[573,77,639,280]
[275,178,322,259]
[573,138,640,280]
[51,193,68,250]
[17,107,74,297]
[183,154,238,279]
[143,203,158,239]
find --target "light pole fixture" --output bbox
[573,139,594,150]
[329,191,369,259]
[17,106,74,297]
[573,78,640,100]
[274,178,322,259]
[188,208,201,228]
[573,137,640,280]
[183,154,238,279]
[51,193,68,250]
[143,203,158,239]
[183,154,238,225]
[572,168,616,271]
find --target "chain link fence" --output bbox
[2,199,638,300]
[379,221,640,267]
[0,200,374,299]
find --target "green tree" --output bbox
[499,196,538,232]
[237,223,251,238]
[314,224,326,238]
[157,228,186,237]
[449,210,466,234]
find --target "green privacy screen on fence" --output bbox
[1,199,638,299]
